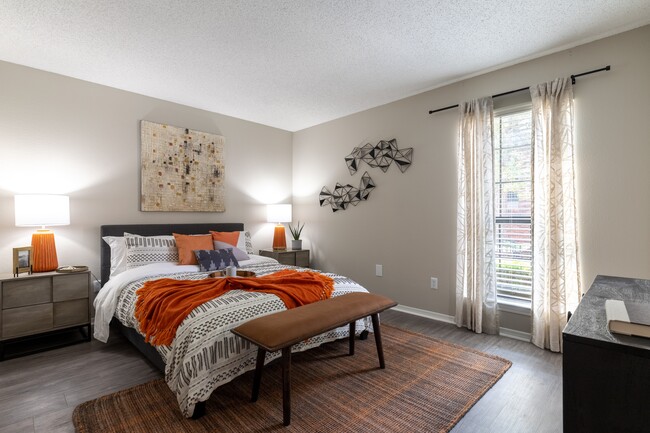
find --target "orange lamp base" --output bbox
[31,229,59,272]
[272,225,287,251]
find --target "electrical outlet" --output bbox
[376,264,383,277]
[430,277,438,289]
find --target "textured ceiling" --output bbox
[1,1,649,131]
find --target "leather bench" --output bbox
[232,291,397,426]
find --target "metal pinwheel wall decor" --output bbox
[319,171,375,212]
[319,138,413,212]
[345,138,413,174]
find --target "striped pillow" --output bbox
[243,231,254,254]
[124,233,178,270]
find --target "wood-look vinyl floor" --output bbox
[0,310,562,433]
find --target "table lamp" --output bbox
[15,194,70,272]
[267,204,292,251]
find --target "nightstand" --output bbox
[259,249,310,268]
[0,270,91,360]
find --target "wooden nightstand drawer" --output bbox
[2,304,53,339]
[276,254,295,266]
[295,251,309,267]
[54,299,89,327]
[259,249,310,268]
[53,274,89,302]
[2,278,52,309]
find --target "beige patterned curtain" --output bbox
[530,78,581,352]
[456,97,499,335]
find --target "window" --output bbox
[493,106,533,304]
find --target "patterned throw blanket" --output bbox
[136,269,335,346]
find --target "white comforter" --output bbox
[93,255,277,342]
[93,256,371,417]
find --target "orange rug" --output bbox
[73,325,511,433]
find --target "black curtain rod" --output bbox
[428,65,611,114]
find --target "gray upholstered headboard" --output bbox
[100,223,244,287]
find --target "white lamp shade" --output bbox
[266,204,292,223]
[15,195,70,227]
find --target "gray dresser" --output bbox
[563,275,650,432]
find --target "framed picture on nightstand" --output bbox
[12,246,33,277]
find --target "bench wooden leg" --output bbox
[191,401,206,419]
[282,346,292,426]
[349,321,355,356]
[371,313,386,369]
[252,348,266,402]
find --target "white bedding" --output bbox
[93,254,277,342]
[93,255,371,417]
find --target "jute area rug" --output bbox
[73,325,511,433]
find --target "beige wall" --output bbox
[0,61,293,279]
[293,26,650,330]
[1,26,648,334]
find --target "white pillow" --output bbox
[124,233,178,270]
[213,240,250,262]
[102,236,127,278]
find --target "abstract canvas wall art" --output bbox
[141,120,225,212]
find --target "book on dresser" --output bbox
[605,299,650,338]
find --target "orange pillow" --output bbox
[173,233,214,265]
[210,231,240,246]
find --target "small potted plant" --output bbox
[288,221,305,250]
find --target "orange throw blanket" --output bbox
[135,269,334,346]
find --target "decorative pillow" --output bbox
[124,233,178,270]
[243,231,254,254]
[102,236,126,278]
[173,233,213,265]
[210,231,254,255]
[210,231,239,246]
[194,249,239,272]
[213,240,250,262]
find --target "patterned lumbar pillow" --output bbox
[194,248,240,272]
[124,233,178,270]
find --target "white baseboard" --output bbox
[498,327,531,342]
[391,305,531,342]
[392,305,455,324]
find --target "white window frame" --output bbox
[493,102,533,315]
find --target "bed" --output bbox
[94,223,372,418]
